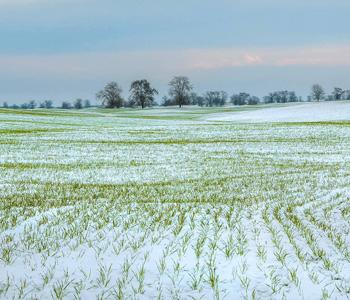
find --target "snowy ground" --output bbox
[0,104,350,299]
[206,101,350,123]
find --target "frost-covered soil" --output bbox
[0,106,350,299]
[207,101,350,123]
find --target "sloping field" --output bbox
[0,106,350,299]
[207,101,350,123]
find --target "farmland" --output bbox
[0,102,350,299]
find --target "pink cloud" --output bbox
[244,54,263,64]
[184,45,350,70]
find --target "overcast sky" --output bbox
[1,0,350,103]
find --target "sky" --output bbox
[0,0,350,104]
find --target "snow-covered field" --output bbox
[0,104,350,299]
[207,101,350,122]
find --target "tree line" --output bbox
[2,76,350,109]
[2,99,91,110]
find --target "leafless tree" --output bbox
[168,76,193,108]
[97,82,124,108]
[129,79,158,109]
[311,84,325,101]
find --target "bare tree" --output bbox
[28,100,36,109]
[204,91,227,107]
[189,92,205,106]
[311,84,325,101]
[231,92,250,105]
[97,82,124,108]
[129,79,158,109]
[84,99,91,108]
[168,76,193,108]
[74,98,83,109]
[61,101,72,109]
[263,91,298,104]
[332,87,343,101]
[39,100,53,109]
